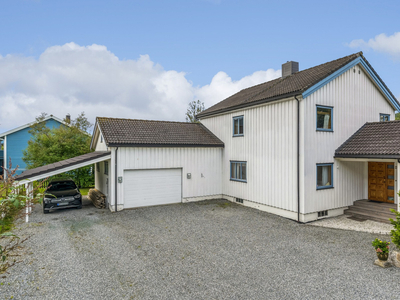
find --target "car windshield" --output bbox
[47,181,77,191]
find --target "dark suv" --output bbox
[43,179,82,214]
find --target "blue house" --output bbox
[0,115,65,176]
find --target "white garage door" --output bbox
[124,169,182,208]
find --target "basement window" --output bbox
[380,114,390,122]
[230,161,247,182]
[233,116,244,136]
[316,105,333,131]
[316,163,333,189]
[318,210,328,218]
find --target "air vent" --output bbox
[318,210,328,218]
[236,198,243,204]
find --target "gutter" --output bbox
[295,95,301,222]
[115,147,118,212]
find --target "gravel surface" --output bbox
[1,199,400,299]
[308,215,394,234]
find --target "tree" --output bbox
[22,112,94,187]
[396,112,400,120]
[185,100,205,123]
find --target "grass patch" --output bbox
[79,187,92,196]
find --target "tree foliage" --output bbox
[22,112,94,187]
[396,112,400,120]
[185,100,205,123]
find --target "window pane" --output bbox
[317,165,332,187]
[317,107,332,130]
[241,163,246,180]
[239,117,244,134]
[231,163,235,178]
[236,163,240,179]
[234,119,239,135]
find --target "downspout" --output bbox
[295,95,301,222]
[115,147,118,212]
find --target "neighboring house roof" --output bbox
[335,121,400,159]
[197,52,400,118]
[16,151,111,181]
[95,117,224,148]
[0,115,65,138]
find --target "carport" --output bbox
[15,151,111,221]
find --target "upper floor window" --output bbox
[380,114,390,122]
[230,161,247,182]
[100,134,103,143]
[104,161,109,175]
[316,163,333,190]
[316,105,333,131]
[233,116,244,136]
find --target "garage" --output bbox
[124,168,182,208]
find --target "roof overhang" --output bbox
[15,151,111,185]
[106,143,224,148]
[0,115,65,138]
[335,154,400,160]
[303,56,400,111]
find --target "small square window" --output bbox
[317,163,333,189]
[316,106,333,131]
[233,116,244,136]
[380,114,390,122]
[104,161,109,175]
[230,161,247,182]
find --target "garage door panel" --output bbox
[124,169,182,208]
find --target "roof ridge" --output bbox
[97,117,201,126]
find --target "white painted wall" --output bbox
[201,97,300,213]
[109,147,223,210]
[93,126,108,151]
[94,160,110,201]
[303,64,395,213]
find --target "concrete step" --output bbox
[346,205,396,218]
[344,209,393,224]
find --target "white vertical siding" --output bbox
[201,97,299,212]
[111,147,223,208]
[94,159,110,199]
[303,65,395,213]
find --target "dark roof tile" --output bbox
[97,117,224,147]
[335,121,400,158]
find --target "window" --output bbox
[316,105,333,131]
[100,134,103,143]
[104,161,109,175]
[380,114,390,122]
[316,163,333,189]
[230,161,247,182]
[233,116,244,136]
[96,162,100,172]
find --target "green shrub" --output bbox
[390,208,400,248]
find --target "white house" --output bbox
[16,52,400,223]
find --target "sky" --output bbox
[0,0,399,132]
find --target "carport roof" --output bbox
[96,117,224,147]
[335,121,400,159]
[16,151,111,182]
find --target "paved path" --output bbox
[1,199,400,299]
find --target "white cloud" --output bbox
[0,42,280,131]
[348,32,400,58]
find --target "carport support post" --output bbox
[25,182,33,223]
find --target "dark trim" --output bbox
[334,154,400,159]
[316,163,334,190]
[316,105,333,132]
[197,91,301,119]
[107,143,224,148]
[115,147,118,212]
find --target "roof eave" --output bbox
[334,154,400,159]
[107,143,224,148]
[197,91,302,119]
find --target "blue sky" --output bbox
[1,0,399,131]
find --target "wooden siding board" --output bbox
[303,65,395,214]
[202,98,298,212]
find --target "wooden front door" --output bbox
[368,162,395,203]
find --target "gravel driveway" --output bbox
[1,199,400,299]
